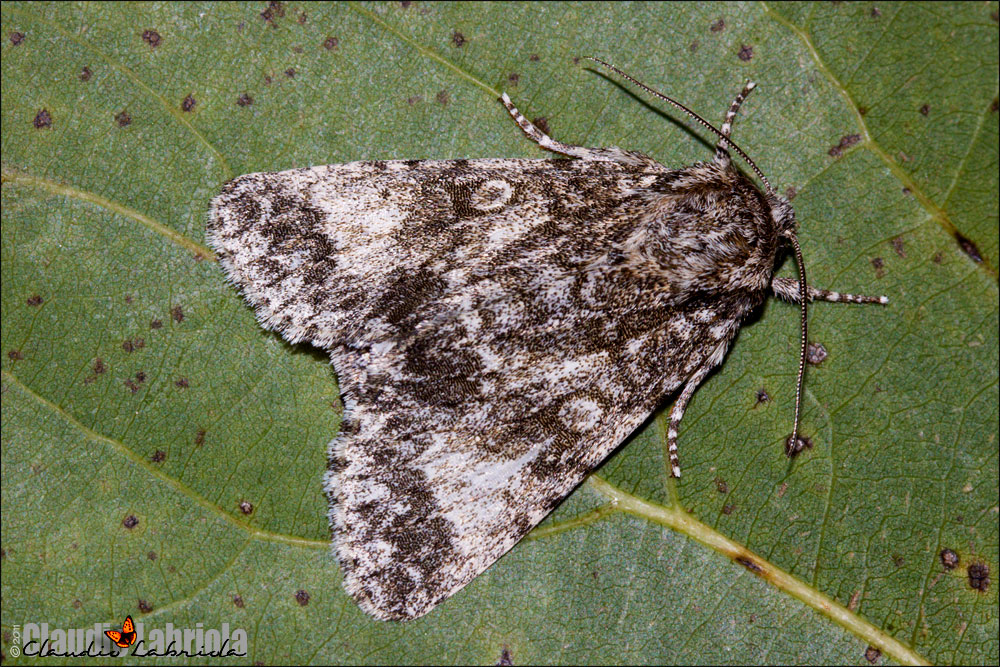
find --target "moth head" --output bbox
[767,194,798,239]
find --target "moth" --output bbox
[207,59,887,620]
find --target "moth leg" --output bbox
[771,276,889,305]
[714,80,757,164]
[667,361,717,478]
[500,93,652,165]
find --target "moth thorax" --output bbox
[622,187,778,297]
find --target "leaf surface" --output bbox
[2,2,997,664]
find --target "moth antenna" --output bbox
[587,57,774,195]
[785,232,809,456]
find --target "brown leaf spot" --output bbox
[147,551,157,560]
[722,504,735,515]
[891,236,906,258]
[785,434,813,458]
[93,358,106,375]
[115,110,132,127]
[141,29,161,48]
[848,590,861,611]
[195,429,206,446]
[497,647,514,666]
[954,233,983,263]
[171,305,184,322]
[754,388,770,406]
[451,31,466,47]
[737,44,753,61]
[26,294,43,306]
[239,500,254,515]
[714,477,728,494]
[968,562,990,592]
[864,646,881,664]
[858,105,868,115]
[33,109,52,129]
[323,36,339,50]
[261,1,285,24]
[294,589,310,606]
[870,256,885,278]
[829,133,862,157]
[7,349,24,361]
[80,66,92,81]
[870,7,882,18]
[508,72,520,85]
[891,553,905,568]
[777,482,788,497]
[137,599,153,614]
[530,53,540,62]
[532,117,550,134]
[919,104,929,116]
[237,93,254,107]
[175,377,189,389]
[72,599,82,608]
[123,515,139,529]
[298,12,307,24]
[990,97,999,113]
[931,251,944,264]
[406,95,422,105]
[150,450,166,463]
[436,89,450,105]
[285,67,296,78]
[735,556,763,574]
[784,186,797,200]
[939,548,959,570]
[150,318,163,329]
[233,594,245,608]
[806,342,828,365]
[710,18,725,32]
[10,31,25,45]
[181,94,196,112]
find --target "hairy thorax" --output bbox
[621,161,782,300]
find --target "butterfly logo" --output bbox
[105,615,136,648]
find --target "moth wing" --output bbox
[328,332,685,620]
[210,159,660,349]
[209,158,732,620]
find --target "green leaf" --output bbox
[2,2,997,664]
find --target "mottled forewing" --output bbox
[208,159,741,619]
